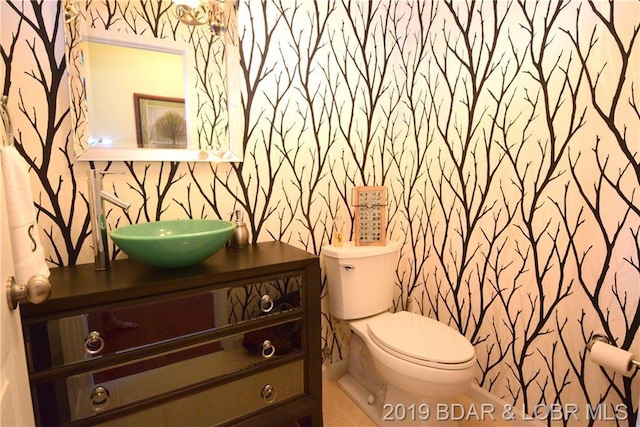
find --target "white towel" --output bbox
[1,145,50,284]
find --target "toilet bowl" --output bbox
[350,311,476,398]
[322,241,477,425]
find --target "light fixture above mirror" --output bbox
[174,0,229,36]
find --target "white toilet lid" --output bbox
[367,311,475,366]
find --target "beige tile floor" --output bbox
[323,377,378,427]
[322,377,526,427]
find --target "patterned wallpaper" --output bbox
[1,0,638,425]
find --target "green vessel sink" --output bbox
[110,219,236,268]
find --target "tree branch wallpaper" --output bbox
[1,0,638,425]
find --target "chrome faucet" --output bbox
[87,170,130,270]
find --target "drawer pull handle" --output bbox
[261,339,275,358]
[260,295,274,313]
[84,331,105,355]
[261,384,276,403]
[90,386,110,407]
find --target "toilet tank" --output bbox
[321,241,401,320]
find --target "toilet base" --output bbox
[338,373,384,425]
[338,374,460,426]
[338,332,462,426]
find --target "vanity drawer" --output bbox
[24,274,304,373]
[97,360,305,427]
[31,320,303,426]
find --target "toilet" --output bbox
[322,241,476,426]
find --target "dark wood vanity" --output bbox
[20,242,322,427]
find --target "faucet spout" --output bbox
[88,170,129,270]
[100,190,131,211]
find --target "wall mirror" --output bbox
[64,0,242,162]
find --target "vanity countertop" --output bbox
[21,241,319,318]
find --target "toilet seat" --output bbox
[367,311,475,370]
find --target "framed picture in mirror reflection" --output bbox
[134,94,187,149]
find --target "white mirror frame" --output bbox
[64,0,243,163]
